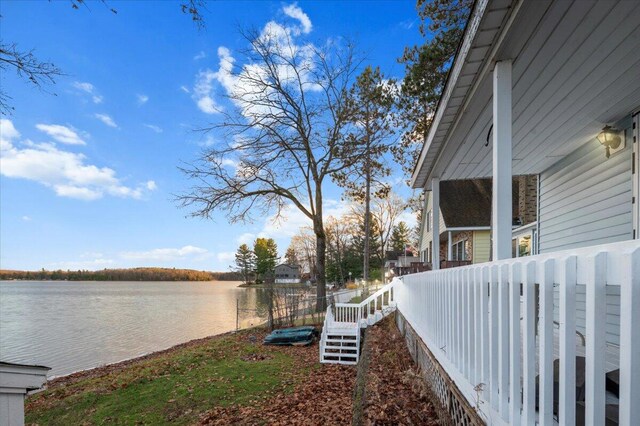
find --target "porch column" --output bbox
[448,231,453,261]
[492,60,513,260]
[432,177,440,270]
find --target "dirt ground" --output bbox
[361,315,448,425]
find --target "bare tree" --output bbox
[179,29,361,311]
[372,192,406,283]
[0,43,63,115]
[352,191,406,283]
[325,215,357,285]
[289,227,317,283]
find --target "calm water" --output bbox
[0,280,266,377]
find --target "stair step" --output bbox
[323,347,358,353]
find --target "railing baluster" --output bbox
[522,261,536,425]
[539,259,555,425]
[586,252,607,426]
[499,263,510,419]
[490,264,499,409]
[455,269,461,369]
[509,262,521,425]
[462,269,466,374]
[559,255,577,425]
[474,267,482,386]
[481,266,490,395]
[467,268,474,381]
[620,248,640,425]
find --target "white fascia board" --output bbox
[410,0,490,189]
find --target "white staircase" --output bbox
[319,280,398,365]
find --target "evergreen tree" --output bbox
[395,0,473,175]
[334,66,396,285]
[390,221,411,253]
[352,214,382,280]
[234,243,255,285]
[253,238,278,282]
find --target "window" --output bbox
[428,241,433,263]
[426,210,432,232]
[452,240,466,261]
[512,229,537,258]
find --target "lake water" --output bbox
[0,280,269,377]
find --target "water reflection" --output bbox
[0,281,267,377]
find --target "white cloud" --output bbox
[180,85,190,94]
[94,113,118,128]
[35,124,86,145]
[217,251,235,264]
[194,51,207,60]
[144,124,163,133]
[236,232,257,245]
[49,258,115,270]
[22,215,31,221]
[136,94,149,105]
[190,6,320,118]
[120,245,210,262]
[193,67,225,114]
[146,180,157,191]
[261,199,349,239]
[72,81,103,104]
[283,3,312,34]
[1,120,154,201]
[0,118,20,150]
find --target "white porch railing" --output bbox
[320,281,397,364]
[395,240,640,425]
[334,282,396,327]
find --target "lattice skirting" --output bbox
[395,311,484,425]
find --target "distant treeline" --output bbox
[0,268,243,282]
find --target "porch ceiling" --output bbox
[412,0,640,189]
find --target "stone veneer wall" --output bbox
[518,175,538,225]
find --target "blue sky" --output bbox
[0,1,422,272]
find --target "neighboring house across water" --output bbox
[274,264,301,284]
[417,176,538,267]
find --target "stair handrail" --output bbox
[333,279,398,324]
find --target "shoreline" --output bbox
[42,327,261,386]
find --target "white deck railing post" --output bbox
[620,248,640,425]
[585,252,607,425]
[559,256,577,425]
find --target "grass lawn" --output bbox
[25,329,314,425]
[348,295,363,303]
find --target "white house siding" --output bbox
[539,127,634,349]
[418,193,446,256]
[538,134,633,253]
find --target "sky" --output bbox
[0,1,423,272]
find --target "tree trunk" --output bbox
[363,132,371,287]
[314,186,327,312]
[315,228,327,312]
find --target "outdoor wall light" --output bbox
[597,125,623,158]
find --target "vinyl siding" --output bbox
[538,136,633,253]
[472,230,491,263]
[418,192,447,253]
[540,130,633,349]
